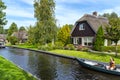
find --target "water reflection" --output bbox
[0,47,119,80]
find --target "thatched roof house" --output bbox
[0,34,6,42]
[12,30,28,43]
[71,12,109,47]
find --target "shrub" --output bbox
[8,36,18,45]
[81,47,89,52]
[54,42,64,49]
[101,46,120,53]
[64,44,75,50]
[93,26,104,51]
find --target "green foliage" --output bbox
[4,29,8,34]
[64,44,75,50]
[34,0,57,45]
[8,36,18,45]
[57,24,71,46]
[101,46,120,53]
[105,18,120,44]
[93,26,104,51]
[102,12,118,19]
[19,26,26,31]
[54,41,64,49]
[0,26,4,34]
[0,0,7,27]
[8,22,18,36]
[0,56,36,80]
[27,25,36,45]
[105,18,120,56]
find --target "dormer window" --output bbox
[79,23,85,30]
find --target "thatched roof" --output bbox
[71,13,109,34]
[12,30,28,39]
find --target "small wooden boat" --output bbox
[76,58,120,76]
[0,42,5,48]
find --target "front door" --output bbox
[78,38,82,45]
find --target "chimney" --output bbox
[93,11,97,16]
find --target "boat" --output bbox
[76,58,120,76]
[0,42,5,48]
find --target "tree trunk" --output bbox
[115,43,118,57]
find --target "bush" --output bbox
[54,42,64,49]
[101,46,120,53]
[64,44,75,50]
[38,42,64,51]
[81,47,89,52]
[8,36,18,45]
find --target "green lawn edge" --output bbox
[49,49,120,64]
[0,56,37,80]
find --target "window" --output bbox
[83,37,93,46]
[73,38,78,44]
[79,23,85,30]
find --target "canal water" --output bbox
[0,47,119,80]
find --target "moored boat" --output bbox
[76,58,120,76]
[0,42,5,48]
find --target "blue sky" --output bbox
[3,0,120,29]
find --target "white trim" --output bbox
[83,37,93,46]
[73,37,78,44]
[104,39,108,46]
[82,37,84,46]
[79,23,85,30]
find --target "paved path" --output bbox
[89,49,120,55]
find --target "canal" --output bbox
[0,47,119,80]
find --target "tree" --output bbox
[105,18,120,56]
[0,26,4,34]
[93,26,104,51]
[57,24,71,46]
[27,25,36,45]
[68,24,74,30]
[102,12,118,19]
[8,36,18,45]
[0,0,7,29]
[34,0,57,45]
[19,26,26,31]
[7,22,18,36]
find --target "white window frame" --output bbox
[83,37,93,46]
[79,23,85,30]
[73,37,78,44]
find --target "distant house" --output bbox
[11,30,28,43]
[0,34,6,46]
[71,12,109,47]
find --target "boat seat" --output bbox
[84,61,97,65]
[116,68,120,72]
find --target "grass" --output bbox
[50,49,120,64]
[0,56,37,80]
[6,44,120,64]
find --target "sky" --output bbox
[3,0,120,29]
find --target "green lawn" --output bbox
[50,49,120,64]
[0,56,37,80]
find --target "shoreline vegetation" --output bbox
[0,56,37,80]
[8,44,120,64]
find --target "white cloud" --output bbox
[4,0,120,29]
[99,6,120,16]
[55,3,86,26]
[5,7,34,19]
